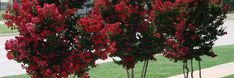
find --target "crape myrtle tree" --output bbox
[3,0,113,78]
[78,0,165,78]
[3,0,229,78]
[152,0,228,78]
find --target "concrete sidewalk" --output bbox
[169,62,234,78]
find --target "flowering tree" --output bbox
[78,0,165,78]
[3,0,104,78]
[3,0,228,78]
[152,0,228,78]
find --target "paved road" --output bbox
[0,20,233,77]
[0,35,26,77]
[215,20,234,46]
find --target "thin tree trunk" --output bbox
[141,61,147,78]
[131,68,134,78]
[199,61,202,78]
[183,63,187,78]
[143,60,149,78]
[127,69,130,78]
[185,61,189,78]
[191,59,194,78]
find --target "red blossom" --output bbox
[79,14,104,32]
[122,56,135,69]
[105,22,122,36]
[4,0,227,77]
[175,0,194,4]
[80,73,90,78]
[3,0,92,78]
[190,35,197,40]
[153,33,161,38]
[6,52,14,60]
[175,31,184,42]
[223,4,230,14]
[180,47,189,56]
[155,0,228,62]
[107,42,117,54]
[175,20,185,31]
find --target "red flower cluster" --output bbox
[175,0,194,4]
[78,0,165,70]
[152,0,176,12]
[79,14,104,33]
[78,13,119,60]
[152,0,228,61]
[4,0,92,78]
[3,0,228,78]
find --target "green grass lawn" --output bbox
[224,74,234,78]
[0,24,18,34]
[2,45,234,78]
